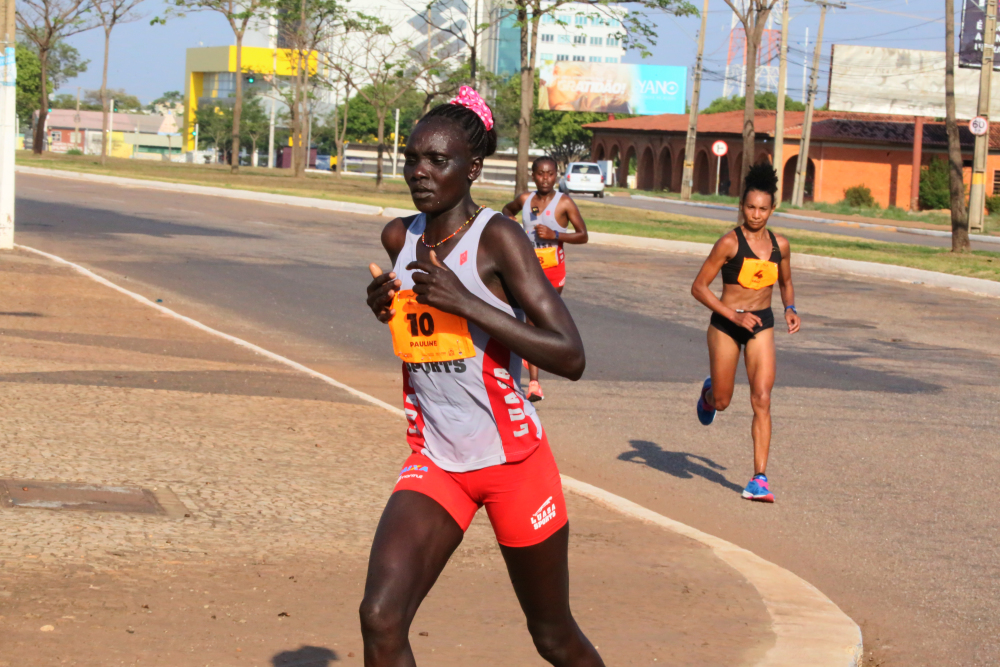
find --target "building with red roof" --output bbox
[584,110,989,210]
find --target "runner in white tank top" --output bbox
[363,90,605,667]
[392,207,544,472]
[502,156,589,402]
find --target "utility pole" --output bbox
[107,98,115,159]
[681,0,711,200]
[268,48,276,168]
[0,0,14,249]
[791,0,843,207]
[969,0,997,233]
[392,107,400,178]
[74,86,82,150]
[772,0,789,204]
[801,27,808,103]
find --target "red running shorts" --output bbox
[543,260,567,289]
[392,435,567,547]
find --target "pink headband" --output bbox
[449,86,494,132]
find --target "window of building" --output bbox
[541,33,554,42]
[605,56,618,63]
[539,53,554,62]
[50,130,62,142]
[589,56,601,62]
[606,37,619,47]
[557,14,570,23]
[575,15,585,25]
[542,14,555,24]
[556,54,569,61]
[572,55,585,61]
[994,169,1000,194]
[558,34,571,43]
[590,36,603,46]
[573,34,586,44]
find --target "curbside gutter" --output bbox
[20,242,863,667]
[588,231,1000,299]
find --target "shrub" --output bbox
[842,185,877,208]
[919,157,951,210]
[986,195,1000,215]
[66,148,83,156]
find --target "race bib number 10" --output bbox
[388,290,476,363]
[535,247,560,270]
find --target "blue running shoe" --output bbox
[742,474,774,503]
[696,376,716,426]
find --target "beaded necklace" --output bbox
[421,205,485,249]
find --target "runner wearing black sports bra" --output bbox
[690,163,801,503]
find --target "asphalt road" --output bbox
[14,173,1000,666]
[592,194,1000,251]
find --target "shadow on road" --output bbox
[618,440,744,493]
[272,645,339,666]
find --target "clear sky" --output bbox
[55,0,949,109]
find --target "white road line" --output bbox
[17,243,862,667]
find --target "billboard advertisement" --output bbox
[538,62,686,115]
[827,44,997,119]
[959,0,1000,69]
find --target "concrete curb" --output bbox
[562,477,863,667]
[17,242,864,667]
[629,193,1000,245]
[588,231,1000,299]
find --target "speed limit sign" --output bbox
[969,116,989,136]
[712,140,728,156]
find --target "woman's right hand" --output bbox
[731,310,762,332]
[367,263,401,323]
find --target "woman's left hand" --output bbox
[785,309,801,334]
[407,250,475,317]
[534,224,556,241]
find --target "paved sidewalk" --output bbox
[0,250,773,666]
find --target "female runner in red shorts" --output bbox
[501,157,588,401]
[364,87,603,666]
[690,163,800,503]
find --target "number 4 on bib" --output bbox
[388,290,476,363]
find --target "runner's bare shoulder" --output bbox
[381,215,418,258]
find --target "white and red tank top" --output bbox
[392,207,544,473]
[522,192,567,265]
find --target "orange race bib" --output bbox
[737,258,779,290]
[535,246,560,270]
[388,290,476,363]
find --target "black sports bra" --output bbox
[721,227,782,285]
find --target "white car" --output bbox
[559,162,606,197]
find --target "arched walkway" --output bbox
[608,145,620,187]
[694,150,711,195]
[782,155,816,202]
[594,144,606,161]
[658,146,672,191]
[717,153,731,197]
[638,147,655,190]
[621,145,637,189]
[673,149,685,192]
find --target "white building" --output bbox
[535,3,627,67]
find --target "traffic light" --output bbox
[244,71,257,84]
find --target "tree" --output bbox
[510,0,696,194]
[329,18,449,188]
[944,0,969,252]
[401,0,502,87]
[14,44,48,127]
[84,87,141,110]
[169,0,267,173]
[240,91,270,165]
[703,92,804,115]
[721,0,780,185]
[532,111,608,168]
[919,157,951,211]
[17,0,97,153]
[149,90,184,113]
[94,0,147,165]
[194,102,233,159]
